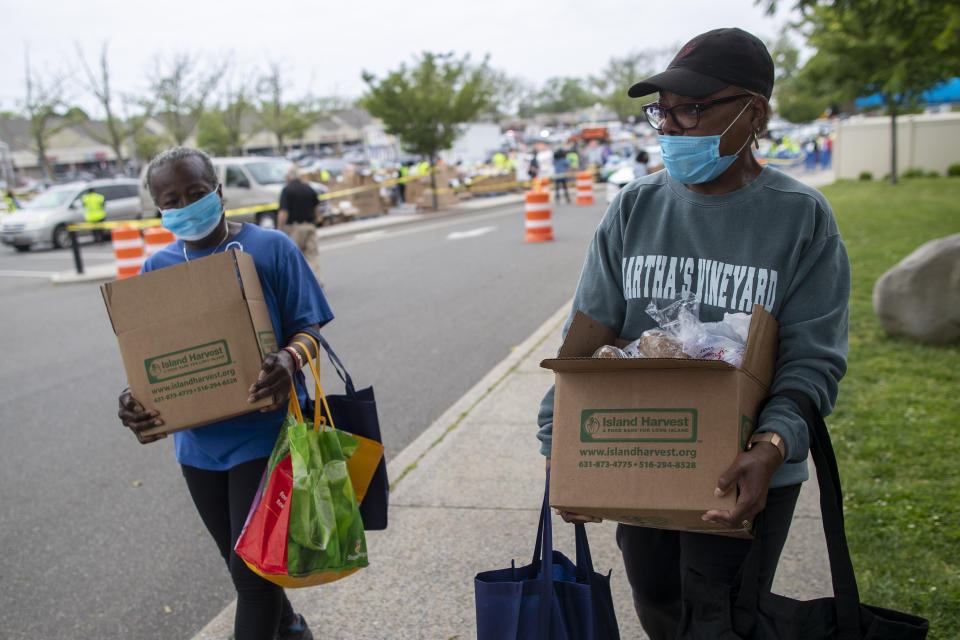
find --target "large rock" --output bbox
[873,233,960,344]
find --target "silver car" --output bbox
[0,178,141,251]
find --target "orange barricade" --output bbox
[111,226,144,279]
[524,191,554,243]
[143,227,176,257]
[576,171,594,205]
[532,176,550,192]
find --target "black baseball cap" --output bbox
[628,28,774,100]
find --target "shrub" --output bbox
[948,163,960,177]
[928,171,940,178]
[858,171,873,181]
[902,168,926,179]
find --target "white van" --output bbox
[140,156,328,228]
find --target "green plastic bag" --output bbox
[286,415,369,578]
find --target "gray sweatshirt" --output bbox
[537,167,850,488]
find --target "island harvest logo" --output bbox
[585,414,602,434]
[258,331,278,358]
[144,340,232,383]
[580,408,697,443]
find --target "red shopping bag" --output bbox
[235,455,294,577]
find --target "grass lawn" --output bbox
[819,177,959,638]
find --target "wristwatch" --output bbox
[747,431,786,460]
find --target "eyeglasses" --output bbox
[642,94,753,131]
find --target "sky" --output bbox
[1,0,799,119]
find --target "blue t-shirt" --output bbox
[141,223,333,470]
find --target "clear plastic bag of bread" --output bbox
[592,344,628,358]
[620,294,751,366]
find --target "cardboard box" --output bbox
[540,305,778,538]
[101,250,277,439]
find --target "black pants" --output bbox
[182,458,296,640]
[616,483,802,640]
[554,177,570,202]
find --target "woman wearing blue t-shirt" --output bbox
[118,147,329,640]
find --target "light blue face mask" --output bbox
[160,189,223,241]
[659,98,755,185]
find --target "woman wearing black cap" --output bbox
[536,28,850,639]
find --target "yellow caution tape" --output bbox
[66,168,593,231]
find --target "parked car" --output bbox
[139,156,329,228]
[0,178,141,251]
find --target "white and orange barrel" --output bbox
[143,226,176,257]
[111,226,144,279]
[524,191,554,243]
[576,171,594,205]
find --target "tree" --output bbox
[360,52,495,209]
[591,52,654,122]
[198,78,256,156]
[126,112,167,166]
[475,68,528,120]
[148,53,224,145]
[21,50,82,179]
[257,63,313,154]
[761,0,960,182]
[76,42,127,165]
[766,28,832,123]
[533,77,598,115]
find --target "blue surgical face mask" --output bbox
[160,189,223,241]
[658,98,755,185]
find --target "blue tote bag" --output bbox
[474,472,620,640]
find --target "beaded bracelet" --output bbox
[283,345,304,369]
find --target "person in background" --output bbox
[537,27,849,640]
[278,167,324,287]
[822,133,834,169]
[632,149,650,179]
[82,188,107,242]
[3,189,19,213]
[552,148,571,203]
[566,146,580,171]
[119,147,328,640]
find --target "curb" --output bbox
[385,300,569,489]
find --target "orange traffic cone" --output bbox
[143,226,176,257]
[112,226,144,279]
[576,171,594,205]
[524,190,554,243]
[532,176,550,193]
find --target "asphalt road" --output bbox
[0,198,607,639]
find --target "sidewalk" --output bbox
[191,303,833,640]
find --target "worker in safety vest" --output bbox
[396,162,411,204]
[82,189,107,242]
[3,189,19,214]
[492,151,507,170]
[566,148,580,171]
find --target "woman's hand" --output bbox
[701,442,782,529]
[545,456,603,524]
[118,389,166,444]
[248,350,297,412]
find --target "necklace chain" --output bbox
[182,224,230,262]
